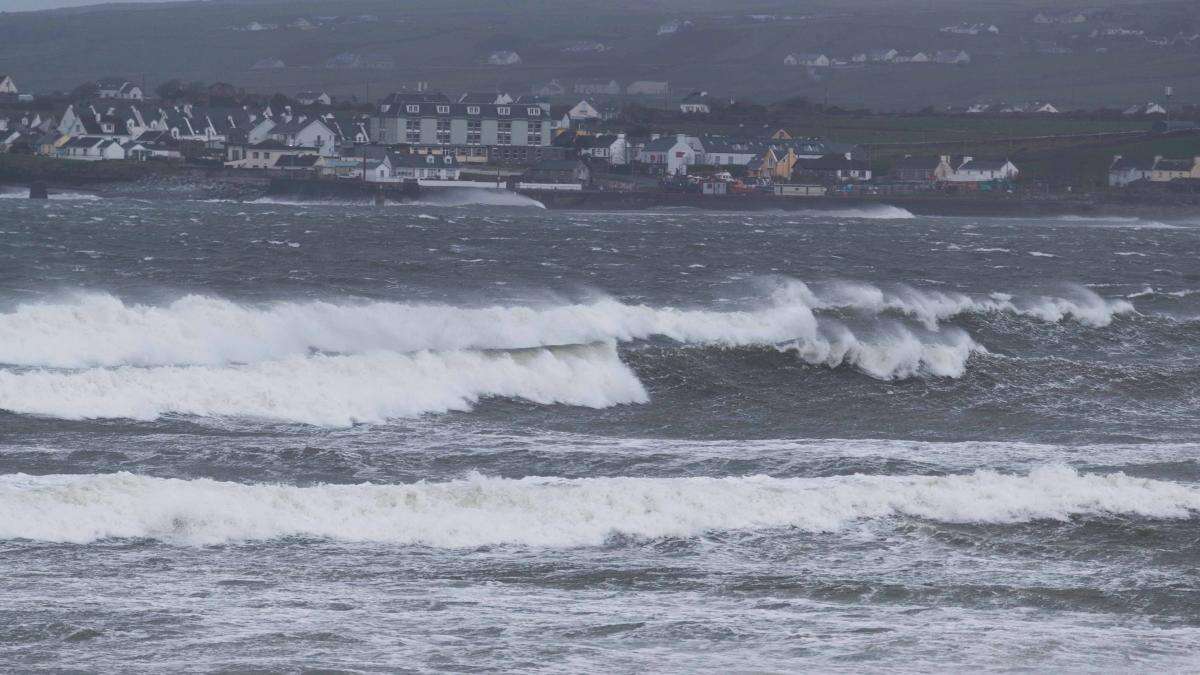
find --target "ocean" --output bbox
[1,192,1199,671]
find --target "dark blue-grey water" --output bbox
[1,191,1200,671]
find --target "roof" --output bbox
[62,136,106,148]
[1110,157,1152,171]
[245,140,316,151]
[1154,158,1194,172]
[700,136,760,154]
[389,152,459,168]
[797,154,869,171]
[892,156,943,171]
[959,158,1013,171]
[134,129,178,145]
[379,100,548,121]
[642,136,684,152]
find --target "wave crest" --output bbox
[0,282,1130,369]
[2,466,1195,546]
[0,344,646,425]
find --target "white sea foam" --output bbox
[798,205,915,220]
[0,344,647,425]
[0,189,100,201]
[412,188,545,209]
[2,466,1195,546]
[0,283,1130,370]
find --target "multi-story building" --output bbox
[370,93,554,163]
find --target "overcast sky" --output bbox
[1,0,188,11]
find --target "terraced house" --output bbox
[371,93,554,164]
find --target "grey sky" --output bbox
[1,0,187,11]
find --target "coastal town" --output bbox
[0,71,1198,202]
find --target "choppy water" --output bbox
[1,193,1200,671]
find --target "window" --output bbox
[252,151,259,159]
[467,106,480,115]
[467,119,482,144]
[528,107,541,116]
[497,121,511,145]
[406,104,420,114]
[437,105,449,114]
[526,121,542,146]
[436,118,450,144]
[264,152,271,159]
[497,107,510,116]
[405,118,421,144]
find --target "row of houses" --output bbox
[1108,155,1200,187]
[529,79,671,98]
[784,50,971,67]
[561,129,1017,186]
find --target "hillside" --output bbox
[0,0,1197,108]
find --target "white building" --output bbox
[639,134,703,175]
[296,91,332,106]
[657,19,692,36]
[390,153,461,180]
[487,50,522,65]
[944,156,1019,182]
[934,50,971,64]
[96,78,144,100]
[626,81,670,96]
[679,92,711,115]
[56,136,126,161]
[0,75,16,94]
[784,53,831,67]
[567,99,602,121]
[1108,155,1152,187]
[574,80,621,96]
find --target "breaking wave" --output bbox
[0,188,101,201]
[2,466,1196,546]
[798,205,915,220]
[0,282,1130,369]
[0,281,1140,422]
[0,344,646,425]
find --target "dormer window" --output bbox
[406,104,420,114]
[437,105,449,114]
[425,155,435,164]
[467,106,480,115]
[498,107,510,116]
[528,107,541,116]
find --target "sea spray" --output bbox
[0,282,1132,369]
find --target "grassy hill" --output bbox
[0,0,1197,109]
